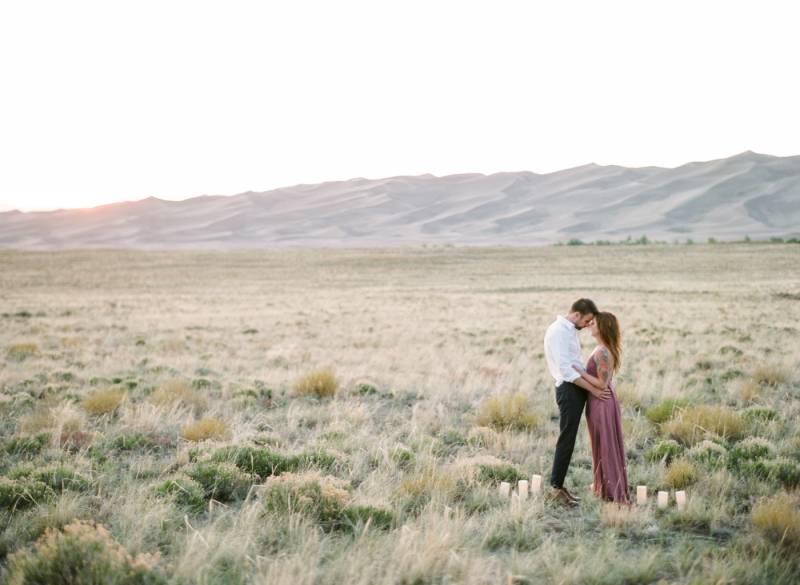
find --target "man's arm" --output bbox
[573,376,611,400]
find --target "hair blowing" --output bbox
[595,312,622,373]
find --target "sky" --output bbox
[1,1,798,212]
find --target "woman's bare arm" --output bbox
[572,348,613,392]
[572,375,611,400]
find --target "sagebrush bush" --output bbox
[475,392,540,431]
[645,439,684,463]
[10,464,90,493]
[149,378,207,412]
[734,456,800,488]
[751,492,800,549]
[663,458,697,489]
[293,367,339,398]
[83,387,126,416]
[4,520,164,585]
[4,433,50,457]
[0,478,54,510]
[155,476,207,513]
[6,342,39,361]
[728,437,776,468]
[688,440,728,469]
[180,418,230,442]
[741,406,778,423]
[261,472,349,526]
[662,405,745,445]
[645,398,688,424]
[186,461,254,502]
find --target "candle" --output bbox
[518,480,529,500]
[657,491,669,509]
[675,490,687,510]
[636,485,648,505]
[531,474,542,494]
[499,481,511,497]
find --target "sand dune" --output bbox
[1,151,798,248]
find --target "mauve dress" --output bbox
[585,349,630,504]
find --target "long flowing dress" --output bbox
[585,348,630,504]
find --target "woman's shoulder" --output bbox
[592,345,612,364]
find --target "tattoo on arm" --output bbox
[595,348,612,388]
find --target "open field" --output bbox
[1,244,799,584]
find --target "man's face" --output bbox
[575,313,594,330]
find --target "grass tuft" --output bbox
[180,418,230,442]
[82,387,125,416]
[475,392,540,431]
[293,367,339,398]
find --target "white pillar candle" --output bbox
[657,491,669,509]
[675,490,687,510]
[636,485,648,505]
[499,481,511,497]
[518,480,529,500]
[531,474,542,494]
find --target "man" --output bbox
[543,298,611,507]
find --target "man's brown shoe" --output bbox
[546,487,578,508]
[562,486,581,503]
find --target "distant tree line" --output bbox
[555,235,800,246]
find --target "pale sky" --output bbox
[1,1,798,212]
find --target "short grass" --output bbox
[1,243,799,583]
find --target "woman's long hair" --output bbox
[595,312,622,373]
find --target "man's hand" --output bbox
[590,386,611,401]
[571,364,585,374]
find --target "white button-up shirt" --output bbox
[544,315,582,386]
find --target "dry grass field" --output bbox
[1,243,799,584]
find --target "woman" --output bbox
[572,312,630,505]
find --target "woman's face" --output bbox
[589,319,600,337]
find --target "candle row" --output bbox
[498,474,543,499]
[636,485,687,510]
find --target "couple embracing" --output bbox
[543,298,630,507]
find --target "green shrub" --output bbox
[728,437,776,468]
[30,465,90,493]
[4,433,50,457]
[336,505,394,532]
[155,476,206,513]
[741,407,778,423]
[210,445,292,478]
[261,472,350,529]
[0,478,54,510]
[185,461,254,502]
[687,440,728,469]
[645,439,684,463]
[4,520,165,585]
[645,398,689,424]
[476,463,525,484]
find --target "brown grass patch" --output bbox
[180,417,230,442]
[293,367,339,398]
[751,492,800,549]
[662,405,745,446]
[663,458,698,489]
[475,392,540,431]
[83,387,125,416]
[149,378,208,412]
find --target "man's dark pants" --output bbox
[550,380,587,489]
